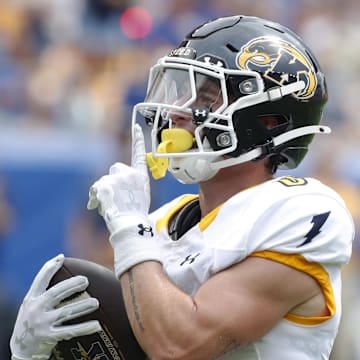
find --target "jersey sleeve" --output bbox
[248,191,354,266]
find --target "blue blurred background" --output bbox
[0,0,359,358]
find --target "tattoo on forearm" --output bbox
[128,270,145,332]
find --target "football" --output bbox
[49,257,147,360]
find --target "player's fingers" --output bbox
[87,176,109,210]
[54,320,102,340]
[54,297,99,325]
[46,275,89,307]
[109,162,129,175]
[131,124,147,174]
[29,254,65,297]
[87,185,99,210]
[87,180,115,215]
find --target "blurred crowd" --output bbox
[0,0,359,358]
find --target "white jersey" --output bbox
[149,176,354,359]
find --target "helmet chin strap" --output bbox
[168,138,220,184]
[168,155,220,184]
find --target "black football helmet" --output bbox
[132,15,329,183]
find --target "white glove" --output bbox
[87,124,162,278]
[10,254,101,360]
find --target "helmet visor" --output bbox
[144,66,225,116]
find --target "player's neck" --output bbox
[198,161,273,217]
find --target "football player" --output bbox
[11,15,354,359]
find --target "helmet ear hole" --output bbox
[259,115,280,129]
[258,114,289,135]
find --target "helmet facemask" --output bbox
[133,56,268,183]
[132,56,329,184]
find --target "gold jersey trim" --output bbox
[156,195,199,233]
[156,194,222,234]
[250,250,335,325]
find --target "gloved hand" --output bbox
[10,254,101,360]
[87,124,151,234]
[87,124,162,278]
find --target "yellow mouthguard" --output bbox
[146,129,194,179]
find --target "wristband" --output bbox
[109,215,163,278]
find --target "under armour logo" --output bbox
[194,109,207,117]
[180,253,200,266]
[192,107,209,124]
[138,224,154,237]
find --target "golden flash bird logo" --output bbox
[236,36,317,99]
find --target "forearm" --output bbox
[119,262,232,360]
[121,263,203,358]
[120,261,196,358]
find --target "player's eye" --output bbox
[196,94,217,107]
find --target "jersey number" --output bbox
[297,211,331,247]
[278,176,307,187]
